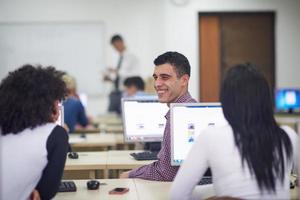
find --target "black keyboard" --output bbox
[58,181,77,192]
[198,176,213,185]
[130,151,158,160]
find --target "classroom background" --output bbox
[0,0,299,117]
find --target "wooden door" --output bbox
[199,12,275,102]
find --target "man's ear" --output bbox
[180,74,190,86]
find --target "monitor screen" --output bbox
[55,103,64,127]
[121,96,169,142]
[275,88,300,112]
[171,103,228,166]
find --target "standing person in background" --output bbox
[120,51,197,180]
[0,64,69,200]
[170,64,298,200]
[105,34,140,114]
[104,34,140,91]
[62,74,89,133]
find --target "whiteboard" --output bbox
[0,22,105,95]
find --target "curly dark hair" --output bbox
[0,64,67,135]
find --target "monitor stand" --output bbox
[288,108,294,114]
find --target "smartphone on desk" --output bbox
[109,187,129,195]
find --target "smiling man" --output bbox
[120,51,197,181]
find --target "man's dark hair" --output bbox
[123,76,145,91]
[0,64,67,135]
[153,51,190,77]
[110,34,123,44]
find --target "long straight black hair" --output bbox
[220,63,292,192]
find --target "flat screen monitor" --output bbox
[121,96,169,142]
[275,88,300,113]
[171,103,228,166]
[55,103,64,127]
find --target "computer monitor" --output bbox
[121,96,169,142]
[171,103,228,166]
[55,103,64,127]
[275,88,300,113]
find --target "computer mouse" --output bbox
[87,180,100,190]
[68,152,79,159]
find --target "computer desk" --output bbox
[72,125,124,134]
[103,125,123,133]
[93,114,122,126]
[57,178,298,200]
[53,179,215,200]
[64,152,107,179]
[134,179,215,200]
[54,179,137,200]
[71,127,101,134]
[64,150,155,179]
[275,113,300,133]
[69,133,124,151]
[106,150,154,170]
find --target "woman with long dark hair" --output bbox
[170,64,297,199]
[0,65,69,200]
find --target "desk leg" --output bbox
[88,170,96,179]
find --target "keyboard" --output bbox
[58,181,77,192]
[198,176,213,185]
[130,151,158,160]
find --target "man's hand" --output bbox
[119,170,131,179]
[103,75,113,82]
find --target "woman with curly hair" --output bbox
[170,64,298,199]
[0,64,69,200]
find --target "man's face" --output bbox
[153,63,189,104]
[125,85,138,97]
[112,40,125,53]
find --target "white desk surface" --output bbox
[104,125,124,133]
[69,133,123,148]
[54,179,138,200]
[64,150,155,179]
[54,179,215,200]
[55,179,297,200]
[106,150,156,170]
[94,115,123,126]
[65,152,107,171]
[133,179,172,200]
[65,151,154,170]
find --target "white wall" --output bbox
[163,0,300,100]
[0,0,299,116]
[0,0,165,116]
